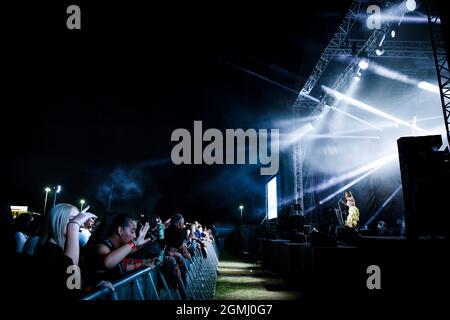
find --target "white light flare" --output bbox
[321,85,431,134]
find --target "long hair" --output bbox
[39,203,76,249]
[344,191,353,199]
[87,213,135,247]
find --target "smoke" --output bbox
[96,167,144,205]
[192,165,266,223]
[96,158,170,211]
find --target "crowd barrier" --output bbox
[81,241,219,300]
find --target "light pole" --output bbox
[53,185,61,207]
[43,187,51,214]
[80,199,85,211]
[239,205,244,225]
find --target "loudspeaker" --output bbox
[397,135,450,240]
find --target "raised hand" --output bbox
[135,222,152,247]
[69,211,97,227]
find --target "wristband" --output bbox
[128,240,136,250]
[68,221,81,228]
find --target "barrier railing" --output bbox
[81,240,218,300]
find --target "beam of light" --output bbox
[322,85,431,134]
[305,134,380,140]
[307,154,398,194]
[358,14,428,24]
[216,57,298,94]
[379,34,386,46]
[304,206,316,215]
[318,155,397,205]
[417,11,440,24]
[299,92,320,102]
[369,62,416,85]
[418,81,440,94]
[416,115,443,122]
[330,106,383,130]
[367,62,439,96]
[364,185,403,228]
[273,116,319,128]
[282,123,314,146]
[411,116,417,135]
[325,77,383,132]
[324,126,384,136]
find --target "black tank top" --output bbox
[85,239,126,286]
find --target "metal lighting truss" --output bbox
[292,0,369,214]
[427,0,450,145]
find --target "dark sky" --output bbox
[3,1,351,224]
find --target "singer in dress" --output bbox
[338,191,355,226]
[345,195,359,228]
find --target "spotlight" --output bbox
[406,0,416,12]
[321,85,431,134]
[418,81,440,94]
[358,58,369,70]
[391,30,396,38]
[354,76,361,81]
[286,122,314,145]
[318,161,394,205]
[375,47,385,56]
[308,154,397,194]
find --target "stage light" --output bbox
[418,81,440,94]
[322,85,431,134]
[375,47,385,56]
[286,123,314,146]
[354,76,361,81]
[406,0,416,12]
[364,185,403,228]
[306,134,379,140]
[416,115,443,122]
[369,61,440,95]
[330,106,383,131]
[391,30,396,38]
[318,155,396,205]
[358,58,369,70]
[369,61,414,84]
[308,154,398,193]
[319,167,380,205]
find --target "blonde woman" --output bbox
[36,203,96,298]
[345,197,360,228]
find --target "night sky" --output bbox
[3,1,352,224]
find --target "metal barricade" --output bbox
[81,240,219,300]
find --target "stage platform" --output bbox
[256,236,449,300]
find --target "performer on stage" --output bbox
[345,195,359,228]
[338,191,354,226]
